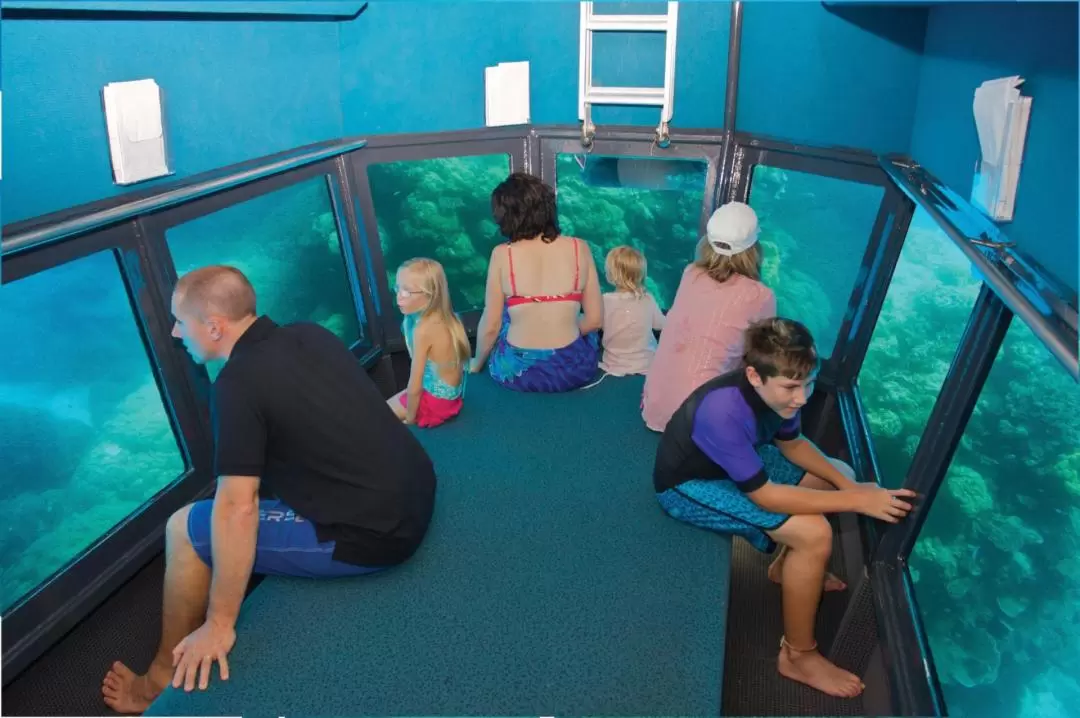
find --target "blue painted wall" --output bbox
[2,18,343,223]
[737,1,926,152]
[340,1,731,135]
[2,2,936,226]
[908,2,1078,291]
[340,0,927,154]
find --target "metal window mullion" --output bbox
[870,560,945,717]
[330,158,385,352]
[875,284,1013,564]
[124,218,214,474]
[873,290,1010,718]
[833,189,916,389]
[345,153,399,350]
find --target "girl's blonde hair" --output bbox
[694,237,762,284]
[397,258,471,364]
[604,245,648,298]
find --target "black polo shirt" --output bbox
[653,369,801,494]
[210,316,436,567]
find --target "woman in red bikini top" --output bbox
[470,173,603,392]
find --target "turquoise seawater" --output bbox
[0,157,1075,717]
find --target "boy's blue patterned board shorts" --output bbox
[655,444,806,553]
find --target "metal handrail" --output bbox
[881,155,1078,381]
[2,138,367,256]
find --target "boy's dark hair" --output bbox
[491,172,560,243]
[742,317,820,380]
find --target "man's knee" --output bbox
[166,504,195,552]
[781,514,833,557]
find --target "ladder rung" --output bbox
[586,14,671,32]
[586,86,665,106]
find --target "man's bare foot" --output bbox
[102,661,168,714]
[768,551,847,592]
[778,640,864,698]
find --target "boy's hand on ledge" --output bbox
[853,487,917,523]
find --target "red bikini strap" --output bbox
[572,238,581,291]
[507,243,518,295]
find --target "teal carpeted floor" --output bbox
[147,373,732,716]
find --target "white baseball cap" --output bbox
[705,202,760,256]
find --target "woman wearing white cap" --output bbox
[641,201,776,432]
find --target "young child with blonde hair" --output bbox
[598,245,666,376]
[389,258,470,427]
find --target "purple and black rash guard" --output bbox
[653,370,802,494]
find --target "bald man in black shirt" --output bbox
[103,265,436,713]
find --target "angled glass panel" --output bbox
[909,319,1080,718]
[0,252,185,613]
[748,165,885,356]
[555,153,709,310]
[366,154,511,317]
[166,176,361,379]
[858,209,984,488]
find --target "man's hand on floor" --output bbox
[171,618,237,692]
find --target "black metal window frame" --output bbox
[343,127,530,352]
[0,140,381,682]
[841,158,1079,717]
[344,124,734,354]
[0,223,217,681]
[138,157,383,391]
[535,124,726,241]
[724,133,917,392]
[339,123,910,377]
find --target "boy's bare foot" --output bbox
[778,638,864,698]
[102,661,168,714]
[768,550,847,591]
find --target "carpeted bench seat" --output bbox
[146,373,731,716]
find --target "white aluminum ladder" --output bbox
[578,1,679,148]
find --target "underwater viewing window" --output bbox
[165,176,361,379]
[0,252,185,613]
[365,154,511,318]
[554,153,709,310]
[908,318,1080,718]
[858,209,984,488]
[748,165,885,357]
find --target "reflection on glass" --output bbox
[859,210,984,487]
[749,166,885,356]
[367,154,511,315]
[166,177,361,378]
[555,153,709,310]
[0,253,185,612]
[909,320,1080,718]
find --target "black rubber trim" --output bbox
[736,468,768,494]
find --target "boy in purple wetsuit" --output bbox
[653,317,915,699]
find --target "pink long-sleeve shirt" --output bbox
[641,266,776,432]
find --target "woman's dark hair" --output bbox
[491,172,560,243]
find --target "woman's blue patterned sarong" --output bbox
[487,307,600,392]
